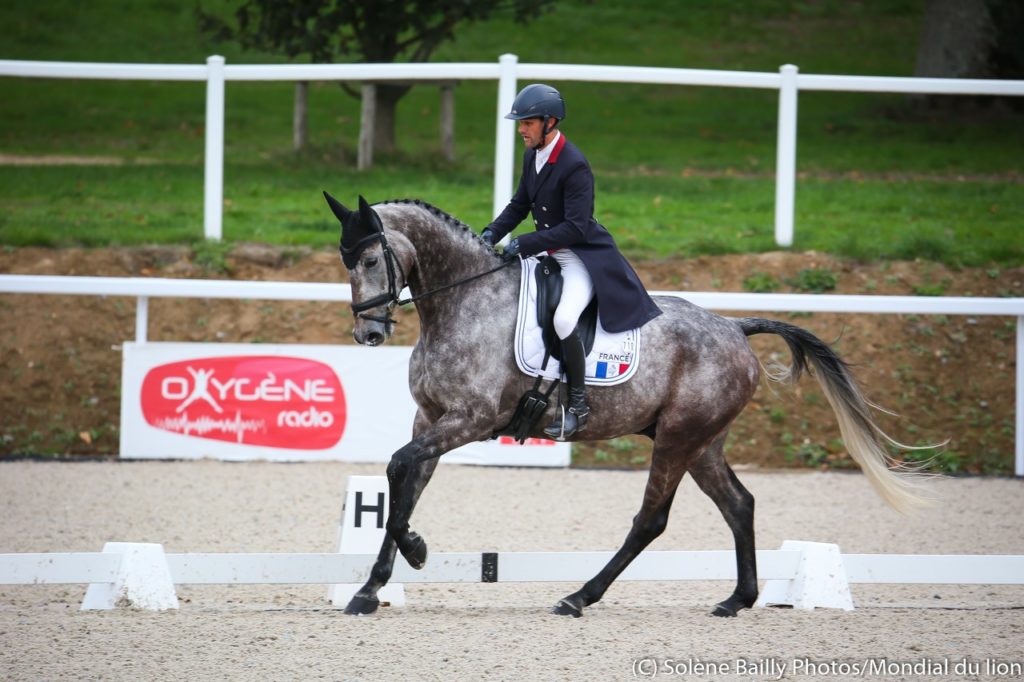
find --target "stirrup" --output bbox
[544,405,569,441]
[544,404,588,441]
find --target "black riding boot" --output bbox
[544,329,590,440]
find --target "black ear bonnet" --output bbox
[324,192,384,269]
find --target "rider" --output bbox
[482,84,662,440]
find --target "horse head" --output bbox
[324,191,410,346]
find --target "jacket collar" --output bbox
[527,134,567,200]
[547,132,567,164]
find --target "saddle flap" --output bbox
[515,257,640,387]
[533,256,598,360]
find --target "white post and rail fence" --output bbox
[1,476,1022,611]
[0,274,1021,476]
[1,55,1022,243]
[2,544,1023,612]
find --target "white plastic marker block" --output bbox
[81,542,179,611]
[756,540,854,611]
[327,476,406,608]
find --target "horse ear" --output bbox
[358,195,384,234]
[323,191,352,223]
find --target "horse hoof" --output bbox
[551,599,583,618]
[711,595,753,618]
[401,532,428,570]
[344,595,380,615]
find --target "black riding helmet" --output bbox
[505,84,565,146]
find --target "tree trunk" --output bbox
[372,84,406,154]
[440,84,455,162]
[914,0,995,80]
[293,81,308,152]
[358,84,376,171]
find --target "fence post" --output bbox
[203,55,225,241]
[1017,316,1023,476]
[135,297,148,344]
[774,64,798,248]
[493,54,518,221]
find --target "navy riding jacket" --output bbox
[487,135,662,333]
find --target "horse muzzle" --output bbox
[353,314,391,347]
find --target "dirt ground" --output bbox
[1,245,1021,473]
[1,461,1022,681]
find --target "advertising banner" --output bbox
[120,342,569,466]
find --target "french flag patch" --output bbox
[595,361,630,379]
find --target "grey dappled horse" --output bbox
[325,194,930,618]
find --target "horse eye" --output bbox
[363,257,379,269]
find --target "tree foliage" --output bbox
[197,0,556,154]
[197,0,555,64]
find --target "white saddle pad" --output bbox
[514,257,640,387]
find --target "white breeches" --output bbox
[549,249,595,340]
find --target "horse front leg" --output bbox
[384,410,491,572]
[344,455,439,615]
[384,440,433,569]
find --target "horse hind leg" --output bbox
[552,437,689,617]
[689,433,758,617]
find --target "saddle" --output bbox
[534,256,599,361]
[500,255,598,443]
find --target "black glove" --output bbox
[480,227,496,247]
[502,238,522,262]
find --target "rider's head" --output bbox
[505,84,565,150]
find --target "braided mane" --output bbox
[379,198,471,231]
[378,198,500,258]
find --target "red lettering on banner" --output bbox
[140,356,346,449]
[497,436,557,446]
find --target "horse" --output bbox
[323,193,932,618]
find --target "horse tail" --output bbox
[739,317,937,514]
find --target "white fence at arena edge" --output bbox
[0,273,1022,477]
[1,55,1022,245]
[2,473,1023,611]
[1,542,1023,612]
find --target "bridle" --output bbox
[342,229,516,329]
[340,228,407,327]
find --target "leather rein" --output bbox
[342,230,515,327]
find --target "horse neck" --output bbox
[384,205,515,323]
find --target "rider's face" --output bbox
[518,118,556,149]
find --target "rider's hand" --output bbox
[480,227,496,247]
[502,238,522,262]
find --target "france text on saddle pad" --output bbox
[514,258,641,386]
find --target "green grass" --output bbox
[1,0,1022,265]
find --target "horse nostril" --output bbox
[367,332,385,346]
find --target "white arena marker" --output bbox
[327,476,406,608]
[81,542,179,611]
[756,540,853,611]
